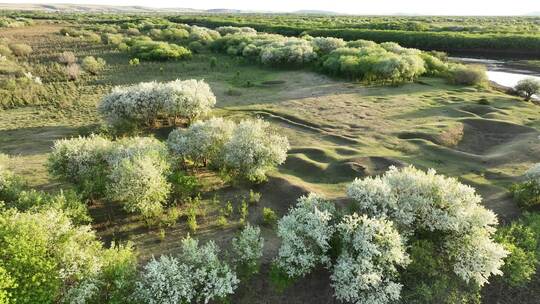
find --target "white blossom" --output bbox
[331,213,409,304]
[276,193,335,278]
[347,166,508,286]
[231,224,264,272]
[136,236,239,304]
[223,119,289,182]
[167,117,235,166]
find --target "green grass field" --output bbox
[1,22,540,303]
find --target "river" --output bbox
[449,57,540,89]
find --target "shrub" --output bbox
[321,46,427,83]
[510,163,540,209]
[129,40,191,61]
[129,57,140,65]
[231,224,264,276]
[331,214,409,304]
[515,77,540,101]
[511,180,540,209]
[66,63,81,81]
[347,166,507,287]
[448,64,487,86]
[65,243,138,304]
[136,237,238,304]
[58,51,77,65]
[168,117,235,167]
[495,221,538,287]
[49,136,171,218]
[275,193,335,278]
[187,205,198,232]
[81,56,106,75]
[223,119,290,182]
[188,41,204,53]
[263,207,277,226]
[248,189,261,205]
[8,43,32,57]
[260,38,317,66]
[168,170,201,201]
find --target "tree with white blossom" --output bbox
[223,119,289,182]
[331,214,409,304]
[136,236,238,304]
[167,117,235,167]
[275,193,336,278]
[347,166,508,287]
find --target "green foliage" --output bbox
[223,201,234,218]
[269,263,295,293]
[81,56,106,75]
[169,170,201,202]
[128,57,140,65]
[262,207,277,226]
[510,180,540,209]
[495,221,538,287]
[239,199,249,225]
[448,64,487,86]
[187,205,198,232]
[0,209,104,304]
[401,239,481,304]
[248,189,261,205]
[129,40,192,61]
[209,56,217,68]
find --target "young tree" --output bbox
[275,193,335,278]
[136,237,238,304]
[515,78,540,101]
[0,209,104,303]
[167,117,235,167]
[331,214,409,304]
[231,224,264,276]
[223,119,289,182]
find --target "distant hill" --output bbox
[0,3,202,13]
[292,10,341,15]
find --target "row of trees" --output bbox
[89,20,487,85]
[48,119,289,218]
[211,29,484,84]
[169,16,540,56]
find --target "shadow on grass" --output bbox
[0,125,82,156]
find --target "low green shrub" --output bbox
[81,56,106,75]
[511,180,540,209]
[129,40,191,61]
[262,207,277,226]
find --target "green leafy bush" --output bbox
[495,220,538,287]
[129,40,191,61]
[448,64,487,86]
[81,56,106,75]
[511,180,540,209]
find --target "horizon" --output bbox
[2,1,540,16]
